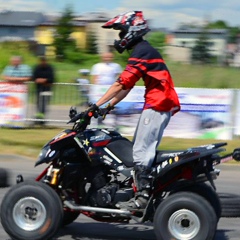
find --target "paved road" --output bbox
[0,155,240,240]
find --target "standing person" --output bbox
[32,56,55,123]
[90,52,122,85]
[91,52,122,126]
[2,56,31,83]
[86,11,180,211]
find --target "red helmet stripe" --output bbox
[102,16,119,28]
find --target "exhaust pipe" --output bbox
[64,200,132,216]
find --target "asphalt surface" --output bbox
[0,155,240,240]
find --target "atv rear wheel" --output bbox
[154,192,217,240]
[0,181,63,240]
[218,192,240,218]
[172,183,221,220]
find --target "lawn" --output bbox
[0,128,239,161]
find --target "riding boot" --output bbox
[116,165,154,210]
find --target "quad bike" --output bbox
[1,107,240,240]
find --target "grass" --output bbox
[167,61,240,89]
[0,128,62,159]
[0,128,239,162]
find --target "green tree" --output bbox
[228,26,240,43]
[191,31,212,64]
[178,23,199,30]
[206,20,229,29]
[206,20,240,43]
[53,6,76,60]
[86,31,98,54]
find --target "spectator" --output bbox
[91,52,122,126]
[91,52,122,85]
[76,69,90,107]
[2,56,31,83]
[32,56,55,123]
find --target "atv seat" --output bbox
[106,138,134,167]
[107,138,185,167]
[155,150,185,164]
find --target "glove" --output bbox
[100,103,114,120]
[86,103,99,118]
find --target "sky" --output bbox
[0,0,240,29]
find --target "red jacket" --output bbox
[117,40,180,115]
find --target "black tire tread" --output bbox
[0,168,8,187]
[154,191,217,240]
[172,183,221,220]
[0,181,63,240]
[218,192,240,218]
[62,211,80,226]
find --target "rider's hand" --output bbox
[86,103,99,118]
[100,103,114,120]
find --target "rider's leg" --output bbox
[116,109,171,210]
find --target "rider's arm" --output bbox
[109,89,131,106]
[96,81,123,107]
[96,59,143,107]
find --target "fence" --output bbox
[1,81,240,140]
[25,82,86,126]
[0,81,137,130]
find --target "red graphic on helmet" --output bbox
[102,11,150,53]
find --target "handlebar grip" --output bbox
[98,108,104,116]
[68,113,82,123]
[68,108,101,125]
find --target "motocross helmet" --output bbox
[102,11,150,53]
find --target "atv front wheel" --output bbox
[0,181,63,240]
[154,192,217,240]
[0,168,8,187]
[62,210,80,226]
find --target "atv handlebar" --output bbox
[67,107,106,131]
[68,108,103,123]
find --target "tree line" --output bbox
[53,6,240,65]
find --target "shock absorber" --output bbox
[44,165,60,186]
[44,165,53,183]
[50,168,60,185]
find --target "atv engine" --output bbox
[88,169,133,207]
[89,183,133,207]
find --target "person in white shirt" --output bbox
[90,52,122,126]
[91,52,122,85]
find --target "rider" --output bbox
[87,11,180,210]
